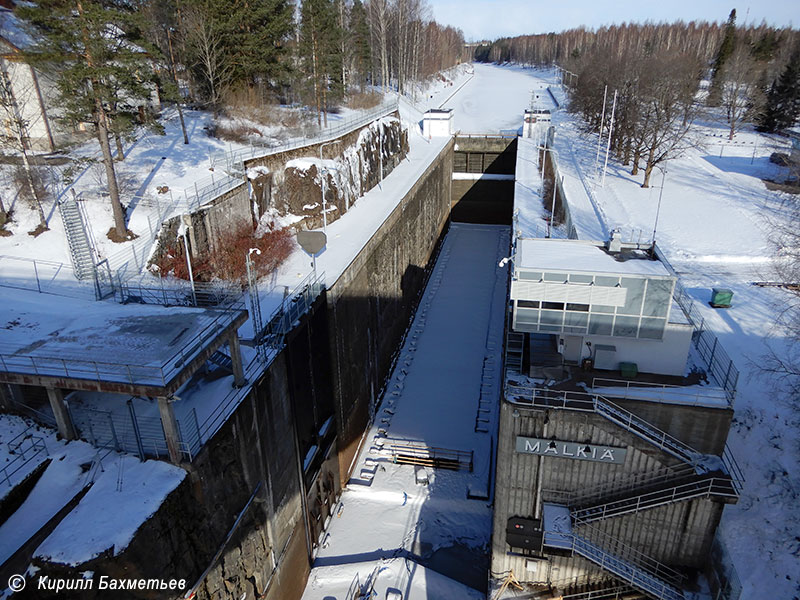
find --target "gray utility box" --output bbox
[594,344,617,370]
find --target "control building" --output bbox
[492,236,741,599]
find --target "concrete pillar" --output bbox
[157,396,182,464]
[228,331,247,388]
[0,383,12,410]
[46,386,77,441]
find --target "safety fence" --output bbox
[653,245,740,403]
[209,99,399,177]
[708,532,742,600]
[1,425,49,488]
[70,402,202,462]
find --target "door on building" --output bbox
[562,335,583,364]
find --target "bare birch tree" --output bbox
[0,58,48,233]
[720,44,764,140]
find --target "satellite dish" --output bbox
[297,230,327,255]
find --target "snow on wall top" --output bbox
[34,456,186,566]
[516,238,672,277]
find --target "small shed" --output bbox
[422,108,453,138]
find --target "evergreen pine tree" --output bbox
[708,8,736,107]
[758,49,800,132]
[300,0,342,125]
[18,0,159,241]
[223,0,294,90]
[349,0,372,90]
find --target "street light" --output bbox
[651,166,667,246]
[179,214,196,307]
[319,140,341,234]
[539,146,560,238]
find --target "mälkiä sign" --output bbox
[515,436,627,464]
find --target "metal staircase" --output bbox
[550,531,684,600]
[504,329,524,375]
[58,196,96,280]
[544,507,685,600]
[504,386,734,470]
[572,474,738,523]
[208,349,234,374]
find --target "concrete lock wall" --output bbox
[492,400,726,584]
[326,138,455,483]
[23,133,455,600]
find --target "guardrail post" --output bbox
[708,335,718,368]
[128,399,146,461]
[108,413,120,451]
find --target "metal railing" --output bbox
[0,307,245,388]
[508,386,696,462]
[653,244,739,404]
[507,384,744,493]
[256,269,326,348]
[1,426,49,488]
[560,586,637,600]
[209,99,399,177]
[708,532,742,600]
[192,269,326,448]
[116,274,245,309]
[542,463,699,507]
[591,377,730,408]
[548,529,684,600]
[571,476,739,523]
[0,255,97,300]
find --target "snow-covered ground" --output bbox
[457,63,798,599]
[0,414,185,570]
[302,223,508,599]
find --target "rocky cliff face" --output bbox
[248,115,408,231]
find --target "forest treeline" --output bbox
[474,13,800,187]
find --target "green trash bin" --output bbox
[619,362,638,379]
[711,288,733,308]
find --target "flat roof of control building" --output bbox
[516,238,672,277]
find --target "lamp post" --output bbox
[539,146,559,238]
[651,166,667,246]
[319,140,341,234]
[180,214,196,306]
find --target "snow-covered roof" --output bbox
[516,238,672,277]
[0,8,34,50]
[0,287,247,395]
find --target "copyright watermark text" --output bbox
[8,574,187,594]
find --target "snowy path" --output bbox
[302,223,509,600]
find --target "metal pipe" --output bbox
[319,140,341,234]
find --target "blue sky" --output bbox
[426,1,798,42]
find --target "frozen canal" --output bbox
[301,223,510,599]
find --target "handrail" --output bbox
[1,433,48,488]
[571,476,739,523]
[546,529,684,600]
[208,99,399,183]
[505,384,743,484]
[542,463,698,507]
[591,377,731,408]
[573,521,686,587]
